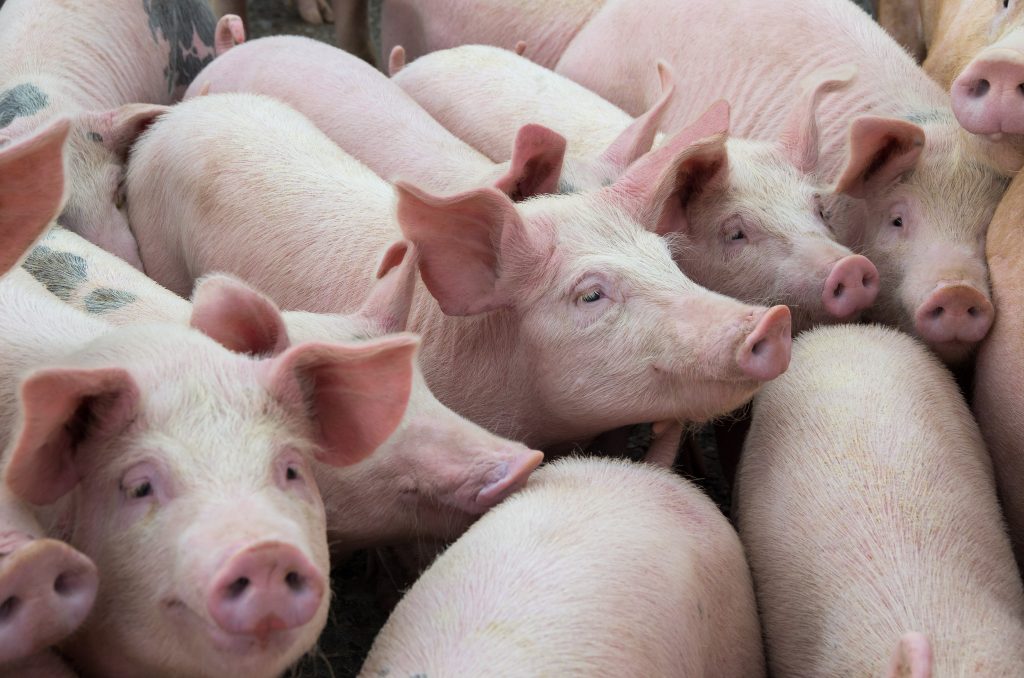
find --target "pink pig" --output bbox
[556,0,1010,363]
[0,264,418,676]
[128,92,792,453]
[186,36,572,199]
[0,0,236,268]
[22,226,543,551]
[736,325,1024,676]
[394,45,880,332]
[361,458,766,677]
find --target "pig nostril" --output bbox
[833,283,844,298]
[929,306,945,319]
[751,338,766,356]
[972,79,991,98]
[284,571,305,592]
[1019,83,1024,97]
[0,596,19,623]
[53,572,73,596]
[968,306,981,317]
[226,577,250,599]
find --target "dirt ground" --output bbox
[247,0,338,44]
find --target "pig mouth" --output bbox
[163,597,303,657]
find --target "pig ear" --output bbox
[5,367,139,505]
[396,181,531,316]
[599,60,675,172]
[878,0,926,62]
[388,45,407,76]
[835,116,925,198]
[190,274,291,356]
[214,13,246,56]
[0,117,69,276]
[79,103,170,160]
[779,64,857,174]
[359,240,418,333]
[264,335,419,467]
[493,124,567,200]
[605,100,730,235]
[884,632,932,678]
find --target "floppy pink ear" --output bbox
[884,632,932,678]
[835,116,924,198]
[493,124,567,200]
[5,367,139,505]
[396,181,532,316]
[604,100,730,235]
[388,45,407,76]
[779,64,857,174]
[599,60,676,172]
[263,334,419,467]
[78,103,170,159]
[359,240,419,333]
[0,117,69,275]
[190,274,290,356]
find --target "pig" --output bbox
[735,324,1024,676]
[0,117,69,278]
[556,0,1011,363]
[378,0,602,68]
[361,457,766,677]
[21,226,543,550]
[127,92,793,454]
[974,173,1024,568]
[0,265,419,676]
[186,36,572,199]
[0,0,220,268]
[394,45,880,332]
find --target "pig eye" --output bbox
[891,216,904,228]
[285,465,301,481]
[727,227,747,242]
[579,290,603,303]
[123,479,152,500]
[1005,0,1011,9]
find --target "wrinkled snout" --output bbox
[737,305,792,381]
[914,283,994,348]
[207,541,324,641]
[474,449,544,510]
[952,39,1024,136]
[822,255,879,320]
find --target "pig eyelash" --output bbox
[123,480,152,500]
[579,290,603,303]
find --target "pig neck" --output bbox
[0,0,174,109]
[632,0,951,181]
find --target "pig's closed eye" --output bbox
[124,479,152,500]
[580,290,603,303]
[729,228,746,241]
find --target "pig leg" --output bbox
[332,0,373,62]
[877,0,925,62]
[292,0,334,24]
[644,421,683,468]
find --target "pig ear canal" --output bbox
[0,117,70,276]
[265,336,419,467]
[834,116,925,199]
[494,124,567,200]
[779,64,857,174]
[396,181,528,316]
[600,60,676,172]
[5,367,139,506]
[189,274,291,356]
[359,240,419,333]
[884,632,932,678]
[80,103,170,160]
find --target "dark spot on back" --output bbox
[21,246,88,301]
[143,0,217,96]
[85,288,138,314]
[0,84,49,130]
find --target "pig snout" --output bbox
[0,537,98,662]
[206,542,324,640]
[474,449,545,510]
[737,305,792,381]
[914,283,994,347]
[952,45,1024,137]
[822,255,879,320]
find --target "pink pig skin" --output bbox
[360,458,766,677]
[127,92,793,453]
[974,173,1024,569]
[378,0,602,68]
[185,35,568,198]
[0,0,219,268]
[24,227,542,552]
[736,325,1024,676]
[556,0,1010,363]
[0,266,418,676]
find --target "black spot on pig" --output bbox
[0,84,49,130]
[143,0,216,96]
[904,109,953,126]
[85,288,138,314]
[22,246,88,301]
